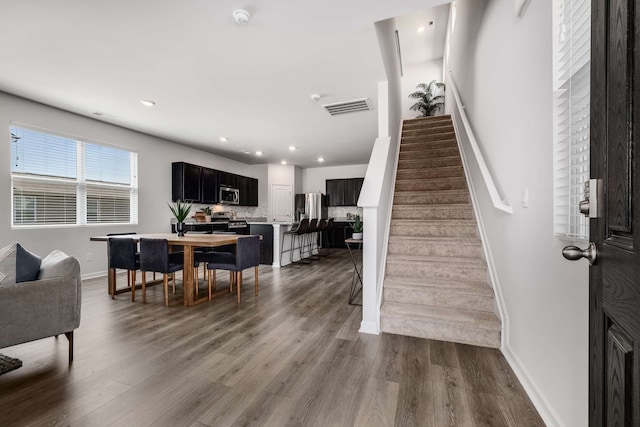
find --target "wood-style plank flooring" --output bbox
[0,250,545,426]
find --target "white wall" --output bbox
[301,164,368,195]
[445,1,588,426]
[0,92,268,278]
[401,60,444,119]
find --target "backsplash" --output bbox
[328,206,363,219]
[189,203,268,220]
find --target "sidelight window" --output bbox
[10,125,138,227]
[552,0,591,240]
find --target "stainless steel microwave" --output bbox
[219,186,239,205]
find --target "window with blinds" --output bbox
[552,0,590,240]
[10,126,138,227]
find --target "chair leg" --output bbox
[132,270,137,288]
[127,269,131,287]
[163,274,169,307]
[255,266,259,296]
[141,271,146,303]
[229,271,234,293]
[133,270,138,302]
[65,331,74,364]
[207,269,212,300]
[112,269,117,299]
[172,272,176,294]
[237,271,242,304]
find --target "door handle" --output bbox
[562,242,597,266]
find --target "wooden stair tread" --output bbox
[384,276,494,295]
[387,235,481,244]
[381,302,501,330]
[387,254,485,266]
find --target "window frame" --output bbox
[10,124,138,229]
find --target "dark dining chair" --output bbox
[139,238,185,306]
[107,237,139,301]
[204,235,260,304]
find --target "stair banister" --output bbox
[357,123,403,334]
[448,75,513,214]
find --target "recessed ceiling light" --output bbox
[241,150,250,154]
[255,151,263,156]
[140,100,156,107]
[318,157,325,162]
[289,146,296,151]
[219,137,229,142]
[417,26,426,33]
[233,9,251,24]
[281,160,287,165]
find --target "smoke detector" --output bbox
[233,9,251,24]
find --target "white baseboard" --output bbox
[359,321,379,335]
[502,346,564,427]
[81,270,107,281]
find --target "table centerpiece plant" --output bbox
[169,200,192,236]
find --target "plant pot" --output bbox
[176,222,186,237]
[205,215,212,222]
[352,232,363,240]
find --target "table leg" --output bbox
[183,246,195,306]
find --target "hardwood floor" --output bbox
[0,250,545,426]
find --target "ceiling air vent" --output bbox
[322,98,373,116]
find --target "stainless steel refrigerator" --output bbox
[297,192,327,221]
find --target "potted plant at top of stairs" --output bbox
[169,200,192,236]
[350,215,363,240]
[408,80,446,117]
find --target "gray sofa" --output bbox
[0,250,81,363]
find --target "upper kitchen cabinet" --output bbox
[218,171,237,189]
[237,175,258,206]
[200,167,218,204]
[172,162,201,202]
[326,178,364,206]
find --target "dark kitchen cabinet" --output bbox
[326,178,364,206]
[218,171,237,189]
[328,221,354,248]
[172,162,202,202]
[237,176,259,206]
[354,178,364,205]
[201,167,218,204]
[247,177,259,206]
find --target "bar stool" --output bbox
[282,218,309,264]
[304,218,319,260]
[324,218,335,254]
[316,218,328,257]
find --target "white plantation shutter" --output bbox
[553,0,590,240]
[10,125,138,227]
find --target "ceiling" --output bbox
[0,0,449,168]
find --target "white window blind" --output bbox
[10,126,138,227]
[553,0,590,240]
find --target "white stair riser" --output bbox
[380,316,500,348]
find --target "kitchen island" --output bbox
[247,221,318,267]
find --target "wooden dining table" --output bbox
[90,233,248,306]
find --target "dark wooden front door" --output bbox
[591,0,640,425]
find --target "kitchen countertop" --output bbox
[247,221,294,225]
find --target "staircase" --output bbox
[380,115,501,348]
